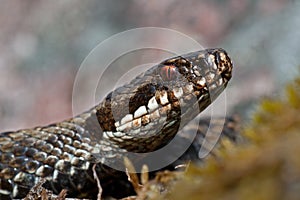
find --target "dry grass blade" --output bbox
[92,163,103,200]
[124,157,142,193]
[140,165,149,185]
[56,189,68,200]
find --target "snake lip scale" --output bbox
[0,48,233,199]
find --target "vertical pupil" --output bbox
[160,65,177,81]
[168,67,171,79]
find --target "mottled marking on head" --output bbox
[96,48,233,152]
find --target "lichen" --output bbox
[156,77,300,200]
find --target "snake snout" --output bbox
[212,48,233,85]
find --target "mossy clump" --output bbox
[161,78,300,200]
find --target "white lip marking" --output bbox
[113,131,125,137]
[117,122,132,132]
[150,109,160,120]
[120,114,133,125]
[103,131,114,139]
[148,96,159,111]
[160,91,169,105]
[173,88,183,99]
[130,129,141,135]
[134,106,147,118]
[122,135,134,140]
[132,118,141,128]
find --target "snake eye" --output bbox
[159,65,178,81]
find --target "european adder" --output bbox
[0,48,234,199]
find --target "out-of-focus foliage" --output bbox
[148,77,300,200]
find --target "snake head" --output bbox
[96,48,233,153]
[158,48,233,111]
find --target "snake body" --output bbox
[0,48,233,199]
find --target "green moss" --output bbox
[160,77,300,200]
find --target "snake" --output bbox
[0,48,233,199]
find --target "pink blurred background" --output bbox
[0,0,297,131]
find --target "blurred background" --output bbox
[0,0,299,132]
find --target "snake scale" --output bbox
[0,48,234,199]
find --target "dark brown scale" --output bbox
[1,167,17,179]
[8,132,24,141]
[60,128,75,138]
[38,165,54,177]
[44,156,59,166]
[33,152,47,161]
[1,152,14,164]
[63,144,76,154]
[24,160,40,173]
[14,185,32,199]
[97,93,116,132]
[73,140,81,148]
[13,146,27,156]
[51,147,62,156]
[53,140,64,149]
[25,148,39,157]
[1,142,14,152]
[34,140,47,150]
[71,158,87,169]
[56,161,72,174]
[62,152,73,161]
[13,172,35,186]
[41,143,54,153]
[74,133,83,141]
[0,178,13,191]
[9,157,27,168]
[46,134,58,144]
[22,137,37,146]
[62,136,72,145]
